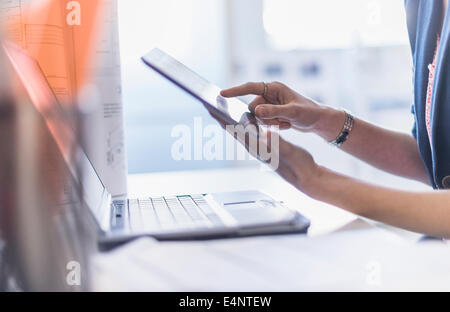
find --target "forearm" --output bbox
[314,107,430,184]
[305,167,450,238]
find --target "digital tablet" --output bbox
[141,48,259,128]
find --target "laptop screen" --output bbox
[3,42,111,231]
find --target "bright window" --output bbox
[263,0,409,50]
[119,0,229,173]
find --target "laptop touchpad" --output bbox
[224,200,275,211]
[223,201,293,225]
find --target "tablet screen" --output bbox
[142,48,255,127]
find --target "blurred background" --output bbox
[119,0,426,191]
[0,0,431,291]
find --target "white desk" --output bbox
[93,167,450,291]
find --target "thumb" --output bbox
[255,104,296,121]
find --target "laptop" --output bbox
[3,43,310,247]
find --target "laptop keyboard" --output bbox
[114,195,224,232]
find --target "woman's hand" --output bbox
[274,135,321,194]
[206,103,320,194]
[220,81,345,141]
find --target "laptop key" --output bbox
[178,196,204,221]
[165,197,195,225]
[151,197,176,228]
[138,199,159,230]
[140,210,159,230]
[191,196,215,215]
[138,199,153,209]
[128,199,144,231]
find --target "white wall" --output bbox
[118,0,231,173]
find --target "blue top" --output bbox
[405,0,450,189]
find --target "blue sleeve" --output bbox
[405,0,419,140]
[411,104,417,139]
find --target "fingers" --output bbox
[279,122,291,129]
[249,96,292,129]
[220,82,266,98]
[249,98,291,129]
[259,119,291,129]
[248,96,266,113]
[255,104,297,121]
[261,131,299,185]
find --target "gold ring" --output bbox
[262,82,268,97]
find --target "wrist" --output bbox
[313,107,346,142]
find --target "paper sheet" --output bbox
[0,0,127,197]
[77,0,127,197]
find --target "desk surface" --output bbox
[93,167,450,291]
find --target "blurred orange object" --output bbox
[1,0,105,107]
